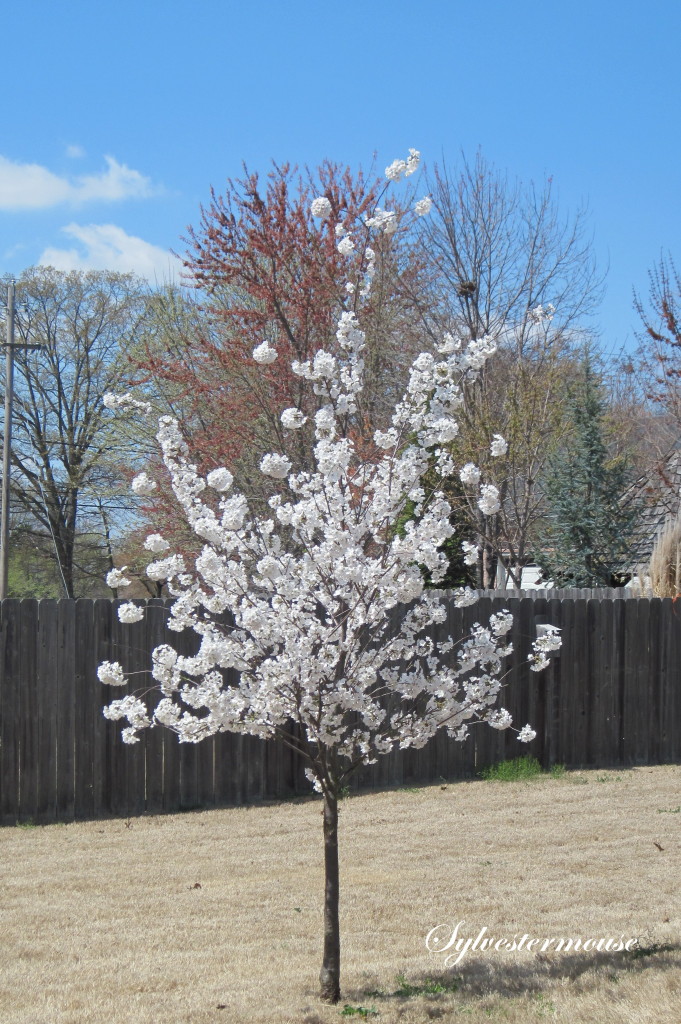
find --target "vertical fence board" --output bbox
[163,732,181,813]
[213,665,244,805]
[124,603,147,818]
[197,737,216,808]
[590,598,617,766]
[518,599,538,757]
[160,602,180,814]
[572,599,589,767]
[215,730,244,806]
[613,597,627,764]
[528,597,548,768]
[264,733,282,800]
[664,600,680,762]
[647,599,662,766]
[503,597,525,763]
[244,735,265,802]
[144,600,168,814]
[74,599,95,819]
[635,599,651,765]
[56,600,76,820]
[179,743,200,811]
[556,600,575,766]
[106,600,130,818]
[291,722,310,795]
[657,600,671,763]
[445,599,476,779]
[18,600,39,822]
[543,598,562,767]
[92,600,113,818]
[621,599,641,764]
[471,597,500,773]
[586,599,602,766]
[173,610,202,811]
[0,601,21,826]
[36,600,59,824]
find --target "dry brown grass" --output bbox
[1,765,680,1024]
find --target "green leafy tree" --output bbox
[534,358,639,587]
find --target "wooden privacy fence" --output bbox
[1,594,680,826]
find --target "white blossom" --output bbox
[103,392,152,415]
[146,554,185,582]
[438,333,461,356]
[98,661,127,687]
[478,484,501,516]
[118,602,145,624]
[259,453,292,479]
[385,158,408,181]
[252,341,278,364]
[489,611,514,636]
[374,428,399,450]
[304,768,323,793]
[144,533,170,553]
[337,236,354,256]
[487,708,512,730]
[414,196,432,217]
[529,303,555,324]
[365,208,398,234]
[462,540,479,566]
[529,625,561,671]
[517,724,537,743]
[281,408,307,430]
[106,567,132,589]
[131,472,157,496]
[314,406,336,438]
[386,149,420,181]
[490,434,508,457]
[207,467,234,492]
[465,335,497,370]
[405,148,420,175]
[311,196,332,219]
[103,695,150,742]
[460,463,481,487]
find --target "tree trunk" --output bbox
[319,788,341,1003]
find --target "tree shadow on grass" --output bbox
[351,940,681,1007]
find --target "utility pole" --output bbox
[0,282,41,600]
[0,282,16,599]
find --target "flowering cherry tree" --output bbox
[100,149,560,1004]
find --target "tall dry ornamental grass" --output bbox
[647,517,681,597]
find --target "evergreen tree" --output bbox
[394,456,477,590]
[534,358,639,587]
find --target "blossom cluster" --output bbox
[103,392,152,416]
[528,625,562,671]
[101,149,560,783]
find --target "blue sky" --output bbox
[1,0,678,352]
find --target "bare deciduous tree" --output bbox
[5,267,147,596]
[409,152,603,586]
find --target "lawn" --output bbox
[0,765,679,1023]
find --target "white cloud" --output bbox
[65,144,85,159]
[0,155,158,210]
[39,223,181,283]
